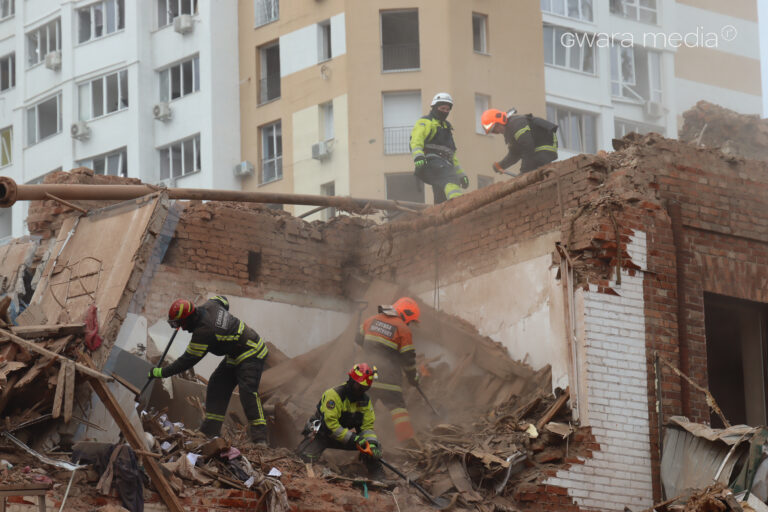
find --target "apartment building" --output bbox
[0,0,240,237]
[238,0,546,218]
[541,0,762,158]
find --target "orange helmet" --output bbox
[481,109,508,134]
[393,297,420,324]
[168,299,196,328]
[348,363,377,387]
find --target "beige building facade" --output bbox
[238,0,546,217]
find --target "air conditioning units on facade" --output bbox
[45,50,62,71]
[70,121,90,141]
[644,101,664,119]
[173,14,195,34]
[233,160,255,177]
[153,102,172,122]
[311,140,332,161]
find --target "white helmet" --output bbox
[430,92,454,107]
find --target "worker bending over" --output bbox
[481,108,558,175]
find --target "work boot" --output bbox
[249,425,268,447]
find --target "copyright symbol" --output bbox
[721,25,737,42]
[560,32,575,48]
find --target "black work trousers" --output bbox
[297,434,383,475]
[520,151,557,173]
[200,354,267,442]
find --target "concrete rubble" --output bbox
[2,101,768,511]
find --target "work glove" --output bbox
[492,162,504,174]
[459,174,470,189]
[148,367,164,379]
[369,442,382,459]
[407,371,420,386]
[414,156,427,171]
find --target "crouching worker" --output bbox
[297,363,385,480]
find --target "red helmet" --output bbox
[393,297,420,324]
[168,299,196,328]
[481,109,508,134]
[348,363,377,387]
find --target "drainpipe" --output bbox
[0,177,427,213]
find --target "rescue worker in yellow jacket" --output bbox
[357,297,420,443]
[149,296,270,445]
[411,92,470,204]
[481,108,558,174]
[297,363,385,479]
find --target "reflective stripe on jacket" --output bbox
[316,384,377,445]
[410,113,463,171]
[360,312,416,386]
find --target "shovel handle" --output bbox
[137,327,180,399]
[379,458,447,508]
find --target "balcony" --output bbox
[382,43,419,72]
[383,126,411,154]
[259,74,280,104]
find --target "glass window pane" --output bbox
[182,139,194,174]
[93,4,104,38]
[582,0,593,20]
[193,56,200,91]
[0,128,11,166]
[39,27,48,59]
[27,107,36,144]
[583,45,594,73]
[541,0,551,11]
[93,157,105,174]
[118,0,125,29]
[105,72,119,113]
[181,0,191,15]
[194,136,201,170]
[170,65,181,99]
[78,9,91,43]
[182,60,193,95]
[171,143,182,178]
[27,32,39,66]
[79,83,90,120]
[119,70,128,108]
[554,28,566,66]
[543,26,554,65]
[106,0,117,33]
[107,153,120,175]
[639,8,656,23]
[569,37,581,70]
[160,148,170,179]
[37,97,58,140]
[92,79,104,117]
[552,0,565,15]
[568,0,580,18]
[584,115,596,153]
[157,0,168,27]
[169,0,179,19]
[159,69,169,102]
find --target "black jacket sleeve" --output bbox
[160,328,212,377]
[499,117,535,169]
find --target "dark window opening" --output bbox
[705,293,768,428]
[248,250,261,282]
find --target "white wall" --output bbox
[280,13,346,77]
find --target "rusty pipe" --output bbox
[0,177,427,212]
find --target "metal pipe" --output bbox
[0,177,428,212]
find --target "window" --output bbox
[611,44,661,102]
[159,134,200,180]
[614,119,664,138]
[541,0,593,22]
[27,94,61,145]
[158,0,198,28]
[0,0,14,20]
[478,175,494,189]
[543,25,595,74]
[320,181,336,220]
[386,173,424,203]
[381,10,419,72]
[78,70,128,120]
[546,104,597,153]
[610,0,657,24]
[475,93,490,134]
[79,147,128,177]
[159,56,200,102]
[0,127,11,167]
[472,13,488,54]
[260,121,282,183]
[0,53,14,92]
[78,0,124,44]
[254,0,278,28]
[258,42,280,104]
[318,20,332,62]
[382,91,421,155]
[26,19,61,68]
[319,101,334,141]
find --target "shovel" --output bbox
[136,327,179,410]
[379,457,451,509]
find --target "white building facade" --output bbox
[541,0,762,159]
[0,0,241,238]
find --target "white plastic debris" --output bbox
[268,467,282,478]
[186,453,200,466]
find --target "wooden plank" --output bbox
[8,324,86,339]
[536,387,570,431]
[110,372,141,397]
[0,329,111,382]
[14,336,72,389]
[14,304,47,327]
[0,342,20,416]
[52,365,65,419]
[87,376,185,512]
[63,361,75,423]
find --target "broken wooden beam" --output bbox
[536,387,570,431]
[87,376,185,512]
[0,329,112,382]
[63,360,75,423]
[110,372,141,398]
[8,323,86,339]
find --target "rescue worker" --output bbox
[411,92,470,204]
[481,108,558,175]
[148,297,270,445]
[356,297,420,444]
[297,363,385,480]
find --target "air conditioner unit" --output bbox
[644,100,664,119]
[153,102,172,122]
[70,121,91,141]
[45,50,62,71]
[173,14,195,34]
[233,160,255,177]
[311,140,332,160]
